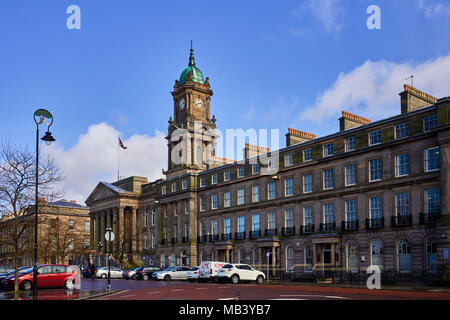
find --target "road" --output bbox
[84,278,450,300]
[1,278,450,300]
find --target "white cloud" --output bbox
[415,0,450,18]
[293,0,346,35]
[41,123,166,205]
[301,53,450,123]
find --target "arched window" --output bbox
[286,246,295,271]
[397,239,411,272]
[304,245,313,272]
[370,240,384,269]
[426,237,437,272]
[239,249,246,264]
[346,243,358,272]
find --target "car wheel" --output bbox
[132,275,137,280]
[21,280,32,291]
[231,274,240,284]
[101,274,107,279]
[164,275,171,281]
[142,274,149,281]
[256,275,264,285]
[65,279,75,290]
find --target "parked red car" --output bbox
[5,264,77,291]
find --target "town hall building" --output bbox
[86,46,450,280]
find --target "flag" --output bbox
[119,137,127,150]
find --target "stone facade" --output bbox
[85,48,450,279]
[0,200,90,266]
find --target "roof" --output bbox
[179,45,205,85]
[51,200,89,209]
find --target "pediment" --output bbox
[85,182,125,204]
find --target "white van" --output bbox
[198,261,227,282]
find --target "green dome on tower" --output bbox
[179,42,205,85]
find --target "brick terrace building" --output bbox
[86,47,450,278]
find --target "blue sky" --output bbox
[0,0,449,203]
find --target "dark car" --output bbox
[135,266,162,280]
[0,266,31,288]
[82,266,104,278]
[122,267,138,280]
[3,264,77,291]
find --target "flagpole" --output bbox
[117,136,120,181]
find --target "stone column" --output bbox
[272,246,276,275]
[112,208,118,255]
[101,212,106,253]
[258,247,262,269]
[118,207,125,256]
[90,212,95,251]
[96,212,101,251]
[131,207,137,258]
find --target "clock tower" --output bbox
[164,43,218,179]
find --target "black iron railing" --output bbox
[220,233,232,241]
[264,228,278,237]
[319,222,336,232]
[209,234,220,242]
[282,226,296,236]
[420,213,441,224]
[300,224,314,235]
[249,230,261,239]
[366,217,384,229]
[342,220,359,232]
[392,215,412,227]
[235,231,246,240]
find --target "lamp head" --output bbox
[41,130,56,146]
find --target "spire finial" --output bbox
[188,40,196,67]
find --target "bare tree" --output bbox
[0,139,63,292]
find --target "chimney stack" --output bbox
[286,128,316,147]
[339,111,371,131]
[400,84,438,114]
[243,143,270,159]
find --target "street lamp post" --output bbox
[105,228,114,291]
[32,109,55,299]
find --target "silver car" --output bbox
[96,266,123,279]
[156,266,191,281]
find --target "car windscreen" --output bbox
[190,267,199,271]
[164,267,175,271]
[18,267,34,274]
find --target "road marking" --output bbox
[218,286,230,289]
[171,289,185,292]
[147,291,161,294]
[219,297,239,300]
[121,294,136,298]
[92,290,129,300]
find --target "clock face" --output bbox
[195,98,203,108]
[179,98,185,110]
